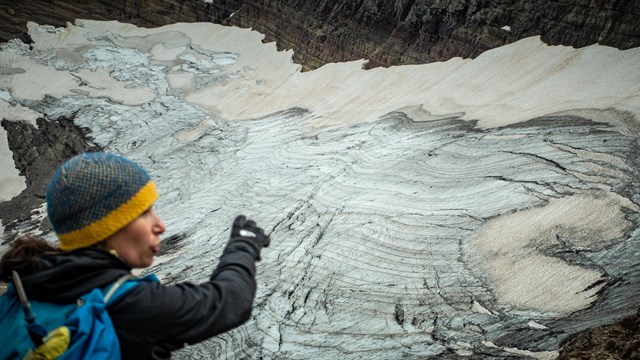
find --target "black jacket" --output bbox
[19,242,258,359]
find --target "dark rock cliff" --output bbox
[214,0,640,69]
[0,114,100,241]
[0,0,638,70]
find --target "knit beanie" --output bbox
[46,152,159,250]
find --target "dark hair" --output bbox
[0,236,61,282]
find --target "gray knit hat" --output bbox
[46,152,158,250]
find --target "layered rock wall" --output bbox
[0,116,100,237]
[0,0,218,43]
[214,0,640,69]
[1,0,639,69]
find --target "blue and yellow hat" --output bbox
[46,152,158,250]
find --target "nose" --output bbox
[151,210,166,235]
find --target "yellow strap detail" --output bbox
[26,326,70,360]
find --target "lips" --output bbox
[151,244,161,254]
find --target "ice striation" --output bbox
[1,20,640,359]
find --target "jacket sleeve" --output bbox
[108,241,259,350]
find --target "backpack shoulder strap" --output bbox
[102,273,160,306]
[103,274,134,304]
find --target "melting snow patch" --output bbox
[482,341,558,360]
[472,300,493,315]
[528,320,549,330]
[0,89,12,102]
[0,39,30,55]
[0,128,26,202]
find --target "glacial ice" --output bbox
[1,20,639,358]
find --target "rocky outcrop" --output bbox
[0,114,100,241]
[214,0,640,69]
[0,0,217,44]
[557,308,640,359]
[1,0,639,69]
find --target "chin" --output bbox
[132,259,153,269]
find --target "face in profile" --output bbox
[103,208,166,268]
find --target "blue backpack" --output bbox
[0,271,158,360]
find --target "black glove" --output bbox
[228,215,270,260]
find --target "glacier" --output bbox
[1,20,640,359]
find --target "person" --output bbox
[0,152,270,359]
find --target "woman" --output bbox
[0,152,270,359]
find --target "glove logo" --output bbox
[239,229,256,238]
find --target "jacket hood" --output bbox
[18,247,131,303]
